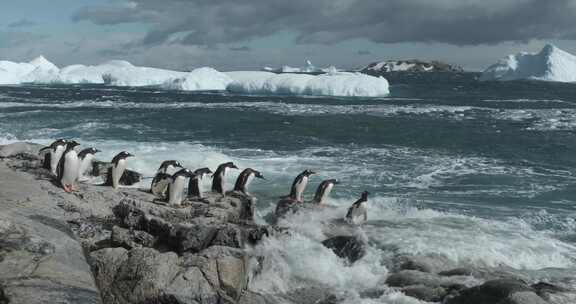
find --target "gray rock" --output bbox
[321,236,366,264]
[0,142,43,158]
[439,268,474,277]
[401,285,447,302]
[385,270,468,289]
[394,254,458,274]
[445,279,548,304]
[111,226,155,249]
[90,247,129,304]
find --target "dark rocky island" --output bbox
[360,59,464,75]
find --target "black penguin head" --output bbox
[173,168,196,179]
[67,140,80,149]
[361,191,370,201]
[303,169,316,177]
[254,170,265,180]
[225,162,239,170]
[53,139,68,147]
[87,148,100,154]
[194,167,213,176]
[115,151,134,160]
[159,160,182,171]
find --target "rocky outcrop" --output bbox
[321,235,366,264]
[444,279,548,304]
[0,142,271,304]
[361,59,464,75]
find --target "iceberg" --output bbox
[480,44,576,82]
[226,71,390,97]
[262,60,341,74]
[0,56,390,97]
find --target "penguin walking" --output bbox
[310,179,339,205]
[40,139,67,174]
[157,160,183,175]
[345,191,370,225]
[211,162,239,195]
[167,168,196,206]
[275,169,316,218]
[288,169,316,202]
[57,140,80,192]
[233,168,265,195]
[150,172,172,198]
[107,151,134,189]
[188,167,213,199]
[77,147,100,180]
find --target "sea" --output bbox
[1,72,576,303]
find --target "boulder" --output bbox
[445,279,548,304]
[394,254,458,274]
[321,235,366,264]
[110,226,155,249]
[401,285,447,302]
[385,270,467,289]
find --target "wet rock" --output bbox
[321,235,366,264]
[200,246,249,300]
[90,247,129,304]
[401,285,447,302]
[531,281,570,300]
[385,270,467,289]
[110,226,155,249]
[439,268,474,277]
[395,254,457,274]
[445,279,548,304]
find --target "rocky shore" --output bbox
[0,142,574,304]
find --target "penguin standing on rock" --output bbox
[310,179,339,205]
[211,162,239,195]
[233,168,265,195]
[188,167,213,199]
[40,139,67,174]
[57,140,80,192]
[345,191,370,225]
[157,160,183,175]
[77,148,100,179]
[150,172,172,198]
[106,151,134,189]
[167,168,196,206]
[289,169,316,202]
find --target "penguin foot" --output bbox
[63,184,72,193]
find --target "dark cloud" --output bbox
[73,0,576,46]
[357,50,371,55]
[230,46,251,52]
[8,19,37,28]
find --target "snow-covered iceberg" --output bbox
[262,60,340,74]
[226,71,389,97]
[480,44,576,82]
[0,56,390,97]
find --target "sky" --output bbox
[2,0,576,71]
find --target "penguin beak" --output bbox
[257,175,266,180]
[231,164,239,169]
[95,149,101,153]
[127,153,134,157]
[333,180,340,185]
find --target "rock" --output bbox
[439,268,474,277]
[90,247,129,304]
[394,254,458,274]
[321,236,366,264]
[0,142,43,158]
[163,267,220,304]
[531,282,570,300]
[200,246,249,300]
[445,279,548,304]
[361,59,464,75]
[401,285,447,302]
[274,197,302,220]
[385,270,467,289]
[110,226,155,249]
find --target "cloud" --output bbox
[0,31,48,48]
[73,0,576,46]
[8,19,37,28]
[230,46,251,52]
[357,50,371,55]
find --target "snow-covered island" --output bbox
[0,56,389,97]
[480,44,576,82]
[360,59,464,75]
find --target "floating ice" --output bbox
[481,44,576,82]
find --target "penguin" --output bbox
[345,191,370,225]
[188,167,213,199]
[167,168,196,206]
[40,139,67,174]
[288,169,316,202]
[77,147,100,179]
[150,172,173,198]
[233,168,265,195]
[157,160,183,175]
[56,140,80,193]
[211,162,239,195]
[108,151,134,189]
[310,179,339,205]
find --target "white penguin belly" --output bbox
[319,183,334,205]
[51,146,65,174]
[62,151,79,186]
[295,176,308,202]
[112,159,127,188]
[78,154,94,178]
[351,202,367,224]
[169,177,186,205]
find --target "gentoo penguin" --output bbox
[233,168,265,195]
[188,167,213,199]
[211,162,239,195]
[109,151,134,189]
[288,169,316,202]
[40,139,67,174]
[56,140,80,192]
[150,172,172,198]
[345,191,370,225]
[157,160,183,175]
[77,147,100,179]
[311,179,339,205]
[167,168,196,206]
